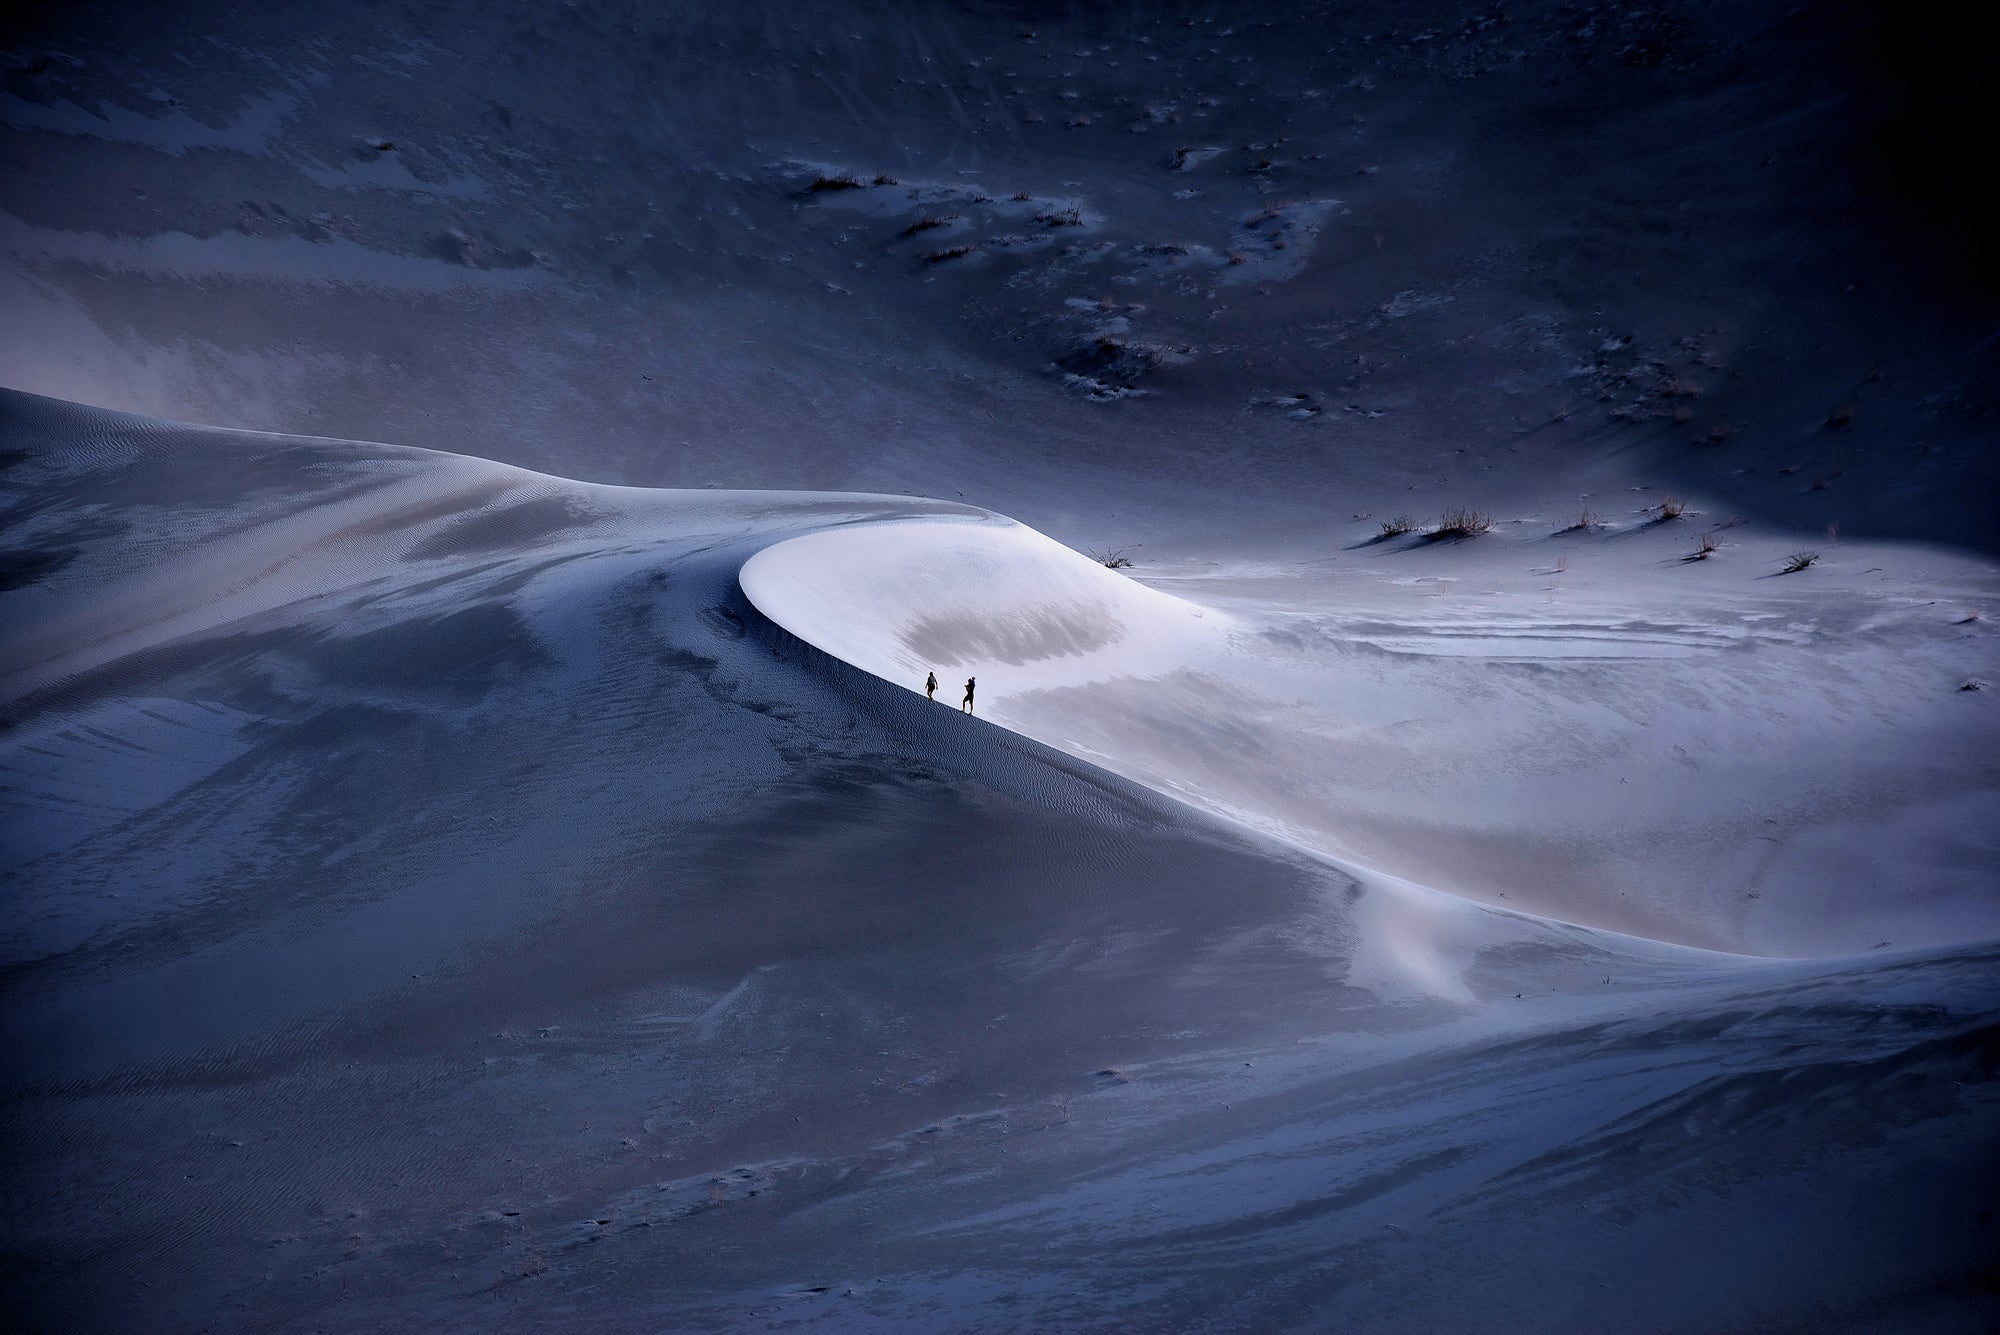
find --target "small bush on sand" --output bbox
[1782,549,1821,573]
[1565,510,1600,532]
[1090,546,1136,569]
[1688,531,1719,560]
[900,214,956,238]
[809,172,865,192]
[1037,206,1083,227]
[923,244,975,263]
[1379,514,1418,538]
[1657,494,1687,519]
[1431,507,1494,539]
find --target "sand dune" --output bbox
[3,390,1995,1331]
[2,1,1996,1325]
[745,507,2000,958]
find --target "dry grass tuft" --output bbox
[1431,507,1494,539]
[809,172,865,192]
[1565,510,1600,532]
[1378,515,1418,538]
[899,214,956,238]
[923,244,975,263]
[1782,549,1821,574]
[1656,494,1688,520]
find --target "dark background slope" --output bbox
[3,0,1994,549]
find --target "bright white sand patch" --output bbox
[740,515,1229,701]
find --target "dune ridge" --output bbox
[2,389,1997,1332]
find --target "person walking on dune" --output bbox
[961,677,976,713]
[925,670,938,701]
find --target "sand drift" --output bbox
[1,390,1996,1332]
[741,515,1227,702]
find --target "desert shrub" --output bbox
[1089,546,1136,569]
[923,244,974,263]
[1782,549,1821,573]
[1689,531,1719,559]
[873,172,898,186]
[1565,510,1600,532]
[809,173,864,192]
[1379,514,1418,537]
[1657,494,1687,519]
[1431,507,1494,538]
[1037,206,1083,227]
[900,214,955,238]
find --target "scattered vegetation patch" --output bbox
[899,214,957,239]
[872,172,898,186]
[1781,549,1821,573]
[809,172,865,192]
[1430,507,1494,539]
[1037,206,1083,227]
[923,244,975,263]
[1378,514,1418,538]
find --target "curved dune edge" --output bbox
[738,511,1230,705]
[738,502,2000,963]
[738,512,1748,969]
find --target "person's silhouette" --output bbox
[925,671,938,701]
[961,676,976,713]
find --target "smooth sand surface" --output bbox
[2,389,1995,1332]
